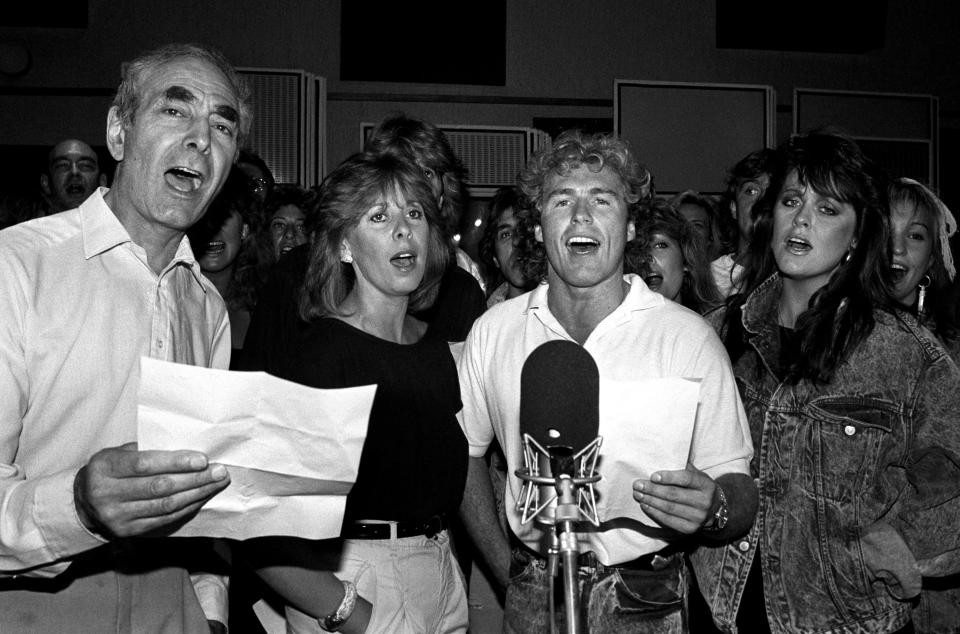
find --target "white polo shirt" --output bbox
[458,274,752,565]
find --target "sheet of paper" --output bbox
[570,376,700,564]
[594,376,700,525]
[137,357,374,541]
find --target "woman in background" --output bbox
[258,184,313,264]
[888,177,958,360]
[625,197,721,313]
[693,130,960,633]
[189,167,261,365]
[670,189,722,260]
[243,152,468,634]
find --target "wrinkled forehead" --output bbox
[140,57,239,111]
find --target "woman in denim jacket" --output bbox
[690,130,960,633]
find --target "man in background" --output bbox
[39,138,106,213]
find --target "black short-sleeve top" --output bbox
[281,317,468,525]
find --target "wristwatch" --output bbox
[702,485,729,532]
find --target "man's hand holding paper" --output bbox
[136,357,374,541]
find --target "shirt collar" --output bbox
[80,187,207,291]
[80,188,130,259]
[523,273,665,317]
[741,273,782,335]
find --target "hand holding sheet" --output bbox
[137,357,374,540]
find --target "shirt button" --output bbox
[844,425,856,436]
[738,540,750,552]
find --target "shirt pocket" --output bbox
[802,397,899,504]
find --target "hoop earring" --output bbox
[917,274,931,316]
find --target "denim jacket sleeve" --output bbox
[889,349,960,578]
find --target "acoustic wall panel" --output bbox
[360,123,550,197]
[237,68,326,187]
[794,88,938,187]
[615,80,775,195]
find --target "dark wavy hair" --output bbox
[888,178,959,346]
[188,166,262,311]
[626,197,721,314]
[515,130,652,281]
[254,184,316,268]
[478,186,525,288]
[299,152,450,320]
[363,114,467,241]
[725,128,892,384]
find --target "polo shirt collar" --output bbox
[524,273,664,316]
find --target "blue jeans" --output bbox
[503,548,687,634]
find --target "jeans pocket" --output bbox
[508,549,541,583]
[607,566,684,617]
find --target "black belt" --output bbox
[579,549,680,572]
[343,514,449,540]
[511,537,682,574]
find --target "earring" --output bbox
[340,254,353,264]
[917,274,931,316]
[842,250,853,265]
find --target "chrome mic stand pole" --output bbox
[555,474,581,634]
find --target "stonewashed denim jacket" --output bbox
[690,274,960,634]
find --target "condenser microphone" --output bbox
[515,340,603,634]
[516,340,602,526]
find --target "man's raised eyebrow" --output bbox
[162,86,238,123]
[589,187,619,197]
[545,187,619,200]
[163,85,197,104]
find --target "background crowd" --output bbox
[1,41,959,634]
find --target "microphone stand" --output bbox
[555,474,581,634]
[516,435,602,634]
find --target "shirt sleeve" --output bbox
[0,242,106,575]
[457,319,496,458]
[682,322,754,479]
